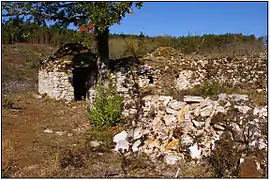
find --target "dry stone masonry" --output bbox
[38,45,267,177]
[111,47,267,177]
[38,43,97,101]
[113,94,267,175]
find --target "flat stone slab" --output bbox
[183,96,204,103]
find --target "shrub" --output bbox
[188,80,231,99]
[88,78,124,129]
[2,94,22,109]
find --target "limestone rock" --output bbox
[113,131,130,152]
[90,141,102,147]
[189,143,202,160]
[165,107,175,114]
[158,96,173,107]
[234,105,252,114]
[44,128,53,134]
[200,107,212,117]
[164,154,180,165]
[132,140,142,152]
[169,100,186,110]
[253,106,267,117]
[165,139,179,150]
[184,96,204,103]
[174,70,194,90]
[229,94,248,101]
[192,120,205,128]
[181,134,194,146]
[163,115,177,126]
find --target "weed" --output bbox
[2,94,22,109]
[30,61,41,69]
[88,78,125,129]
[1,139,16,177]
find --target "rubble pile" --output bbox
[110,47,267,177]
[142,48,267,91]
[113,94,267,174]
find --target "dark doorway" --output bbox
[73,67,90,100]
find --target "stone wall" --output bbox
[113,93,267,176]
[38,69,74,101]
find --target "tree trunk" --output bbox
[96,27,110,84]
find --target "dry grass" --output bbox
[2,139,16,177]
[2,43,56,93]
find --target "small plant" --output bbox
[88,78,124,129]
[2,95,22,109]
[30,61,41,69]
[189,81,226,99]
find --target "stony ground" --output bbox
[2,44,268,178]
[2,93,194,178]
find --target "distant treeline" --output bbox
[2,17,267,57]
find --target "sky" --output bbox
[103,2,268,38]
[2,2,268,38]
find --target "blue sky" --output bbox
[2,2,267,38]
[104,2,267,38]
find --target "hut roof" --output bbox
[40,43,97,71]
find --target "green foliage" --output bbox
[88,78,124,129]
[2,94,22,109]
[188,81,235,99]
[2,96,15,109]
[190,81,222,98]
[2,2,143,33]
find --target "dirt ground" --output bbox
[2,93,166,178]
[2,93,118,177]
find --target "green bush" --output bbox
[88,78,124,129]
[189,81,225,99]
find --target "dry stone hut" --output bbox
[38,43,98,101]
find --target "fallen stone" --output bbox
[253,106,267,117]
[184,96,204,103]
[257,139,267,150]
[165,107,175,114]
[175,70,194,90]
[181,134,194,146]
[56,131,65,136]
[165,139,179,150]
[192,120,205,128]
[114,140,130,152]
[169,100,186,110]
[230,123,245,142]
[90,141,102,147]
[200,107,212,117]
[189,143,202,160]
[163,115,177,126]
[213,124,225,131]
[44,128,53,134]
[113,130,128,143]
[234,105,252,114]
[177,106,190,122]
[34,94,43,100]
[132,139,141,152]
[113,131,130,152]
[229,94,248,101]
[164,154,180,165]
[218,93,228,101]
[159,96,173,107]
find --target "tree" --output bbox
[2,2,143,82]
